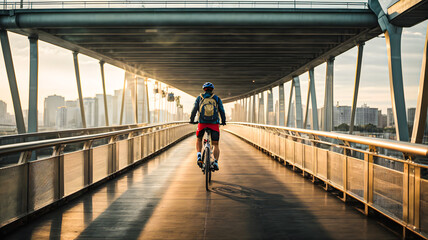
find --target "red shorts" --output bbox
[196,123,220,141]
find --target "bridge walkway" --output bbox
[4,132,398,239]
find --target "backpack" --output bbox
[199,94,219,121]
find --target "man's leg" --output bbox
[196,137,202,153]
[212,141,220,160]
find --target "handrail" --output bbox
[0,121,188,155]
[230,122,428,157]
[0,0,369,9]
[0,123,144,142]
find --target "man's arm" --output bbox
[190,96,200,122]
[217,97,226,124]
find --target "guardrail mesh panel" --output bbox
[328,152,344,187]
[29,157,59,211]
[295,142,304,167]
[63,151,85,196]
[347,157,365,200]
[304,145,313,173]
[0,164,27,226]
[373,164,403,219]
[134,136,141,161]
[92,145,110,183]
[420,175,428,232]
[117,140,129,170]
[286,139,294,163]
[317,148,328,179]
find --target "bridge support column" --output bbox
[72,52,87,128]
[349,44,364,134]
[129,75,138,124]
[145,78,151,123]
[252,95,256,123]
[28,36,39,133]
[258,93,264,124]
[286,77,303,128]
[119,72,129,125]
[278,84,285,126]
[411,27,428,144]
[323,58,334,131]
[99,61,109,126]
[266,88,273,125]
[0,30,26,133]
[304,68,319,130]
[369,0,408,141]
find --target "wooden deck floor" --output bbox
[4,131,398,240]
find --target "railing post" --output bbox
[364,146,375,215]
[83,140,93,186]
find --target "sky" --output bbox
[0,2,426,117]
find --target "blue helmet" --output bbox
[202,82,214,90]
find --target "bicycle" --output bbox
[201,127,214,191]
[190,122,214,191]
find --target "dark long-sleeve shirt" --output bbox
[190,92,226,124]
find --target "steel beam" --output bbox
[73,52,86,128]
[0,30,26,133]
[278,84,285,126]
[0,11,379,29]
[304,68,319,130]
[411,27,428,143]
[293,76,303,128]
[350,44,365,134]
[286,81,294,127]
[119,72,128,125]
[258,93,264,124]
[99,61,109,126]
[370,0,409,141]
[145,78,151,124]
[266,88,273,125]
[385,28,409,141]
[323,58,334,131]
[28,36,39,133]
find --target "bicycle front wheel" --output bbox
[205,146,211,191]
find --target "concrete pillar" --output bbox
[323,58,334,131]
[1,30,26,133]
[28,36,38,133]
[350,44,365,134]
[73,52,86,128]
[411,27,428,143]
[278,84,285,126]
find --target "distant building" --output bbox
[408,108,416,127]
[378,110,387,128]
[44,95,65,127]
[56,106,67,129]
[96,94,114,127]
[0,100,7,123]
[333,104,351,127]
[65,100,81,128]
[84,97,98,127]
[387,108,394,127]
[355,104,378,126]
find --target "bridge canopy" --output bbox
[0,6,381,101]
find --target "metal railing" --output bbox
[0,1,369,9]
[224,122,428,239]
[0,121,195,229]
[0,123,148,146]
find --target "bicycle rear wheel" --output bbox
[205,146,211,191]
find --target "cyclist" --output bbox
[190,82,226,171]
